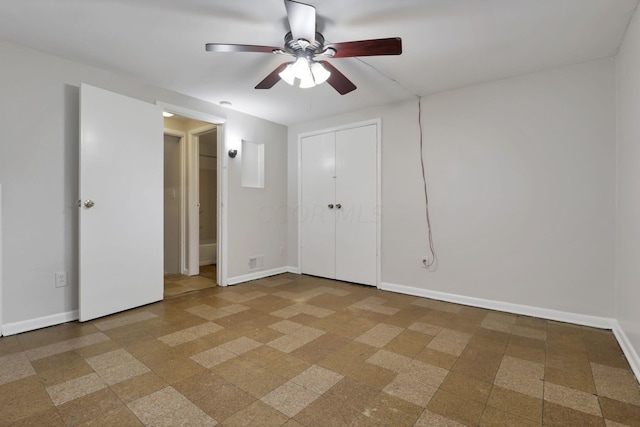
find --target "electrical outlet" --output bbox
[55,271,67,288]
[420,256,431,268]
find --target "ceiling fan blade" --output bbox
[327,37,402,58]
[318,61,356,95]
[205,43,281,54]
[284,0,316,44]
[255,62,293,89]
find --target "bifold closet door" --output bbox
[300,123,377,286]
[300,131,336,278]
[335,125,377,286]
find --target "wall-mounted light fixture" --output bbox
[228,149,238,158]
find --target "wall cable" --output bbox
[353,57,416,97]
[417,96,436,268]
[348,55,437,269]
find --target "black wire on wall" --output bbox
[417,96,436,268]
[349,57,437,269]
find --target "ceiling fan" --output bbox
[205,0,402,95]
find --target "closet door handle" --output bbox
[335,204,342,209]
[328,204,334,209]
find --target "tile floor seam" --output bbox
[103,381,147,426]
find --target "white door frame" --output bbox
[157,102,228,286]
[163,128,187,275]
[187,125,217,277]
[216,125,226,286]
[297,119,382,288]
[0,184,3,335]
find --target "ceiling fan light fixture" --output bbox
[299,72,316,89]
[311,61,330,85]
[278,63,297,85]
[280,56,321,88]
[280,56,311,86]
[292,57,312,79]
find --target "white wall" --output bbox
[0,39,287,330]
[289,58,616,319]
[615,5,640,369]
[226,110,288,279]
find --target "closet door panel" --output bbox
[301,132,336,278]
[335,124,377,286]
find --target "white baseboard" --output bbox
[380,282,615,330]
[286,266,300,274]
[612,321,640,381]
[227,267,292,286]
[2,310,79,336]
[381,282,640,380]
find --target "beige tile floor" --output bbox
[164,264,217,297]
[1,273,640,426]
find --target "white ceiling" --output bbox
[0,0,637,125]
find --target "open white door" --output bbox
[79,84,163,322]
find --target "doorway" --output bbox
[163,114,219,297]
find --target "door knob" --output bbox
[84,200,95,209]
[336,203,342,209]
[328,204,334,209]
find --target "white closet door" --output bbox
[79,84,163,321]
[335,125,378,286]
[301,132,336,278]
